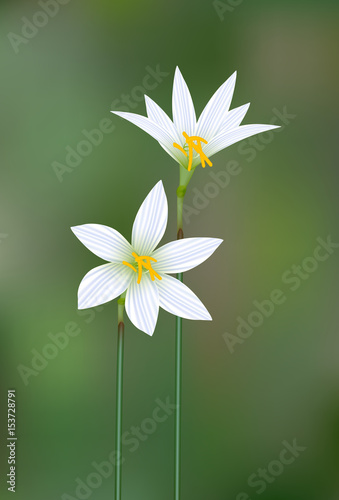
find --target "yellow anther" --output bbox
[173,131,213,171]
[123,252,162,284]
[122,261,137,272]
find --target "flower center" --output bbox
[123,252,162,284]
[173,131,213,171]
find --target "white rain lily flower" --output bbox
[71,181,222,336]
[111,67,280,171]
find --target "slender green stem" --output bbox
[176,164,194,239]
[174,272,183,500]
[177,192,184,239]
[115,295,125,500]
[175,165,192,500]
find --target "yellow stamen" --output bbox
[123,252,162,284]
[173,131,213,171]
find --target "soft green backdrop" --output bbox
[1,0,339,499]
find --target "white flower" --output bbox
[71,181,222,335]
[111,67,279,171]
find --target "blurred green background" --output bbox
[1,0,339,499]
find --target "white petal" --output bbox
[71,224,133,263]
[78,263,134,309]
[152,238,223,274]
[144,95,184,164]
[172,67,196,137]
[125,274,159,335]
[145,95,182,144]
[221,103,250,131]
[203,124,280,158]
[111,111,180,162]
[156,274,211,321]
[132,181,168,256]
[196,71,237,140]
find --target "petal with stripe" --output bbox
[152,238,223,274]
[111,111,179,161]
[196,71,237,141]
[220,103,250,132]
[203,124,280,158]
[156,274,211,320]
[132,181,168,256]
[71,224,133,263]
[144,95,185,164]
[78,263,134,309]
[125,274,159,336]
[172,67,196,137]
[145,95,182,144]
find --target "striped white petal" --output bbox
[125,274,159,335]
[152,238,223,274]
[172,67,196,137]
[71,224,133,263]
[78,263,134,309]
[145,95,182,144]
[156,274,211,321]
[221,103,250,132]
[132,181,168,256]
[144,95,185,164]
[203,124,280,158]
[196,71,237,141]
[111,111,179,162]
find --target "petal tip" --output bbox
[196,309,212,321]
[152,179,166,200]
[71,225,80,235]
[156,179,164,190]
[144,328,155,336]
[211,238,224,250]
[78,299,87,310]
[174,66,185,83]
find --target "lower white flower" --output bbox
[71,181,223,335]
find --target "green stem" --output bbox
[115,294,125,500]
[177,193,184,240]
[174,273,183,500]
[176,165,194,239]
[175,165,192,500]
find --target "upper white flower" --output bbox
[71,181,222,335]
[111,67,279,171]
